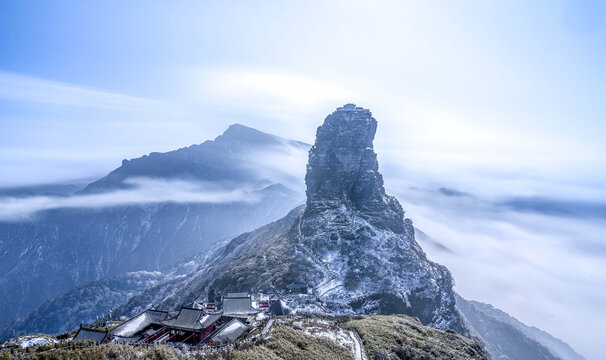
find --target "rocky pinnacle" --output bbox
[300,104,466,333]
[304,103,405,233]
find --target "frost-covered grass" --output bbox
[210,225,318,291]
[0,342,230,360]
[297,319,366,360]
[0,343,180,360]
[342,315,487,360]
[0,334,56,350]
[230,325,353,360]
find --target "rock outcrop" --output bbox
[299,104,465,332]
[304,104,404,231]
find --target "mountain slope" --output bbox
[115,104,466,334]
[0,124,308,329]
[114,205,306,317]
[0,271,167,340]
[456,295,585,360]
[0,236,225,339]
[342,315,486,360]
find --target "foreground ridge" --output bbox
[0,314,487,360]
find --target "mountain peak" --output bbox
[216,123,281,145]
[335,103,371,113]
[223,123,259,134]
[305,104,386,213]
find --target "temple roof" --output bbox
[74,328,108,343]
[161,307,220,331]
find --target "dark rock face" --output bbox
[304,104,404,233]
[306,105,381,207]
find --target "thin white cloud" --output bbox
[193,67,354,107]
[242,143,310,193]
[0,177,260,221]
[175,67,357,140]
[0,71,160,110]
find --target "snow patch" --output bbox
[112,312,148,337]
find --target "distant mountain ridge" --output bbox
[0,124,308,330]
[82,123,307,194]
[457,295,584,360]
[0,183,84,197]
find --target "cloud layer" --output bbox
[388,181,606,358]
[0,177,259,221]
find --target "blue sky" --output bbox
[1,1,605,358]
[1,0,605,187]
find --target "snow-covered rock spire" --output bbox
[299,104,466,334]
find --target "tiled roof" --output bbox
[226,292,249,298]
[146,309,169,325]
[74,328,108,343]
[223,297,254,315]
[162,307,205,331]
[270,299,289,316]
[210,318,247,343]
[110,309,168,338]
[200,314,222,328]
